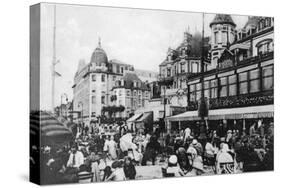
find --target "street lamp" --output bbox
[60,93,68,117]
[78,101,84,125]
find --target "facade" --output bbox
[166,15,274,133]
[111,72,151,118]
[156,30,210,118]
[72,40,155,125]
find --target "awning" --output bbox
[230,43,250,51]
[136,112,152,123]
[166,105,274,122]
[127,113,142,122]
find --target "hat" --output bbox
[187,147,197,155]
[227,130,232,134]
[178,147,186,154]
[192,139,198,145]
[111,161,121,169]
[222,143,230,153]
[168,155,178,164]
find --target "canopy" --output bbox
[166,105,274,122]
[127,113,142,122]
[230,43,250,51]
[30,111,73,145]
[135,112,153,123]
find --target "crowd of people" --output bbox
[35,119,274,184]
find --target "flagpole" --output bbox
[51,5,56,112]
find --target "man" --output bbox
[184,126,192,142]
[67,145,85,169]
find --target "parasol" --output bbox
[30,111,73,145]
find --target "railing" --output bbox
[237,51,273,66]
[186,93,273,111]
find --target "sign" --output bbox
[218,59,234,69]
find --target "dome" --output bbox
[90,39,108,66]
[210,14,236,27]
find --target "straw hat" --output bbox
[168,155,178,164]
[192,139,198,145]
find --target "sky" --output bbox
[40,3,249,110]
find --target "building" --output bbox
[72,39,155,126]
[111,72,151,118]
[166,15,274,133]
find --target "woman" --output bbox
[105,161,126,181]
[107,135,118,160]
[123,157,136,180]
[177,147,191,172]
[165,155,184,177]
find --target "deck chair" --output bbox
[218,162,235,174]
[77,172,94,183]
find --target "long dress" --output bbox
[108,140,117,159]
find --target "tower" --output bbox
[209,14,236,66]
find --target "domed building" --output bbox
[72,38,157,126]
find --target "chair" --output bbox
[218,162,235,174]
[203,152,216,172]
[77,172,94,183]
[161,168,175,178]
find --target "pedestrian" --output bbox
[123,156,136,180]
[165,155,184,177]
[105,161,126,181]
[67,144,84,169]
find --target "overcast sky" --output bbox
[40,3,249,110]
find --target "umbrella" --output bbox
[30,111,73,145]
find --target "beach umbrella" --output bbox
[30,111,73,145]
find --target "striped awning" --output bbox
[30,111,73,144]
[127,113,143,123]
[166,105,274,122]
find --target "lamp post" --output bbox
[60,93,68,117]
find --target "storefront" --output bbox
[165,104,273,134]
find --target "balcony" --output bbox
[158,74,174,86]
[237,51,274,66]
[186,93,273,111]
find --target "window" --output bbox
[228,75,237,96]
[121,67,124,74]
[92,74,96,81]
[126,90,131,97]
[249,69,260,93]
[204,81,210,98]
[262,66,273,91]
[118,90,122,96]
[181,63,185,73]
[214,32,219,44]
[222,31,227,43]
[256,39,273,55]
[189,84,196,102]
[239,72,248,94]
[220,77,227,97]
[195,83,202,101]
[92,90,95,93]
[210,79,218,98]
[92,96,96,104]
[101,74,105,82]
[101,96,105,104]
[112,76,116,81]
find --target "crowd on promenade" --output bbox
[33,119,274,184]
